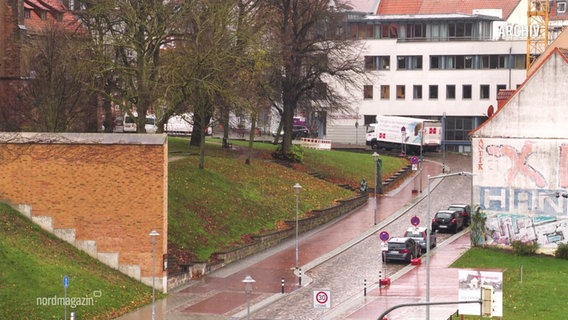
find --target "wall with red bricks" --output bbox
[0,132,168,291]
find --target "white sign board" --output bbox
[458,270,503,317]
[313,290,331,309]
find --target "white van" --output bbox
[123,112,158,133]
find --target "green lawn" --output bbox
[0,204,163,320]
[450,246,568,319]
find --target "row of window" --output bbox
[349,21,492,41]
[364,54,526,71]
[363,84,514,100]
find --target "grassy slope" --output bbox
[167,137,408,261]
[0,204,162,320]
[451,247,568,319]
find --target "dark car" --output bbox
[382,237,421,263]
[292,125,310,139]
[403,227,437,253]
[448,204,471,227]
[432,209,464,234]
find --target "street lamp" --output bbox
[293,183,302,269]
[372,152,380,225]
[401,126,407,156]
[426,171,473,320]
[242,275,256,320]
[149,230,160,320]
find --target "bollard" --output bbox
[281,278,285,294]
[364,279,367,296]
[298,268,302,286]
[379,270,382,288]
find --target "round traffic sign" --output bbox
[379,231,390,242]
[315,291,328,304]
[411,216,421,226]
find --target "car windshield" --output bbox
[448,206,464,212]
[388,242,406,250]
[404,231,423,238]
[436,213,452,219]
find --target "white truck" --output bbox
[365,115,442,153]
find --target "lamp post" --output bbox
[293,183,302,269]
[149,230,160,320]
[242,275,256,320]
[401,126,407,156]
[426,171,473,320]
[442,112,446,173]
[372,152,380,225]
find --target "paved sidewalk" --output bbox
[118,153,472,320]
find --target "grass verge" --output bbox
[450,246,568,319]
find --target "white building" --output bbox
[322,0,568,152]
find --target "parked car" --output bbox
[382,237,421,263]
[272,125,311,139]
[432,209,464,234]
[448,204,471,227]
[292,125,310,139]
[403,227,437,253]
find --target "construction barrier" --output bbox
[300,138,332,150]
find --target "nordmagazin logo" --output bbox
[36,290,101,308]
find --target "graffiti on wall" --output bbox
[475,139,568,249]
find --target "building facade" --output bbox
[323,0,568,152]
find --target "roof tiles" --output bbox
[377,0,522,19]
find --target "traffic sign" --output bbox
[313,290,331,308]
[63,275,69,289]
[411,216,421,226]
[379,231,390,242]
[411,156,419,164]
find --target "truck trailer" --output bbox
[365,115,442,153]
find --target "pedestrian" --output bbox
[360,179,367,192]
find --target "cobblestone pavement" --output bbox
[118,152,472,320]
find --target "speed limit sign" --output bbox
[313,290,331,308]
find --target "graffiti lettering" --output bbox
[486,142,546,187]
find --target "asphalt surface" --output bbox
[118,151,473,320]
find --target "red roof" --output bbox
[377,0,522,19]
[24,0,82,34]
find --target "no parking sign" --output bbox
[313,290,331,308]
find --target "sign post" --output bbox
[313,290,331,308]
[63,275,69,320]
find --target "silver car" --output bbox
[403,227,437,253]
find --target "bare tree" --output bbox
[262,0,366,157]
[21,23,96,132]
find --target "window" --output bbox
[558,1,567,13]
[40,11,47,20]
[364,85,373,99]
[396,85,405,99]
[24,9,31,18]
[496,84,506,96]
[480,85,490,99]
[429,85,438,99]
[413,85,422,99]
[462,85,472,99]
[430,56,441,69]
[397,56,423,70]
[380,85,390,99]
[364,56,390,70]
[446,85,456,99]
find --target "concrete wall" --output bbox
[0,132,169,291]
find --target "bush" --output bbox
[555,242,568,259]
[511,240,539,256]
[272,144,304,163]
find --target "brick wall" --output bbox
[0,132,168,292]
